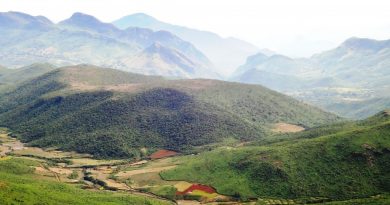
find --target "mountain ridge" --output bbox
[113,13,261,76]
[0,11,216,79]
[232,37,390,119]
[0,64,339,158]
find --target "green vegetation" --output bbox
[68,170,79,179]
[161,111,390,201]
[145,186,177,200]
[0,63,56,84]
[0,158,172,205]
[0,65,339,158]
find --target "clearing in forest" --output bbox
[272,123,305,133]
[150,149,178,159]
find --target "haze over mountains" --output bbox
[113,13,262,76]
[0,6,389,205]
[0,11,217,79]
[232,37,390,119]
[0,11,389,119]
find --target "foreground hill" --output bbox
[0,158,171,205]
[0,11,216,79]
[162,110,390,201]
[0,65,338,158]
[232,37,390,119]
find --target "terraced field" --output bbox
[0,130,233,204]
[1,123,389,205]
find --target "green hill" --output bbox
[0,158,171,205]
[0,63,57,94]
[161,110,390,201]
[0,64,339,158]
[0,63,56,84]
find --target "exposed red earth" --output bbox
[149,149,178,159]
[176,184,216,195]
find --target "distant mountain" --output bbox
[58,12,119,35]
[232,37,390,119]
[0,65,10,75]
[113,13,261,76]
[0,12,216,79]
[0,64,338,158]
[122,43,218,78]
[312,37,390,87]
[0,11,53,31]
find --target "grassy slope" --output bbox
[0,65,339,158]
[0,63,56,84]
[0,63,57,95]
[161,111,390,201]
[0,158,171,205]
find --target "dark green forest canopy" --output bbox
[0,65,340,158]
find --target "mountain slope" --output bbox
[0,65,339,158]
[162,110,390,201]
[112,13,260,76]
[0,11,215,79]
[233,37,390,119]
[122,43,218,78]
[0,63,56,84]
[0,158,171,205]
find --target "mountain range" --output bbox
[113,13,263,76]
[232,37,390,119]
[0,11,389,119]
[0,11,217,79]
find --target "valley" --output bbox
[0,64,388,204]
[0,5,389,205]
[1,108,389,205]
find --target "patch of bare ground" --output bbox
[177,200,201,205]
[169,79,218,91]
[104,84,142,93]
[68,158,124,167]
[34,165,58,180]
[69,82,99,91]
[116,165,176,179]
[272,123,305,133]
[129,160,148,166]
[150,149,178,160]
[69,82,143,93]
[89,168,130,190]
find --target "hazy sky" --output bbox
[1,0,390,57]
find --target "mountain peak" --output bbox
[341,37,390,51]
[61,12,102,26]
[0,11,53,29]
[112,13,160,29]
[59,12,118,34]
[128,13,157,21]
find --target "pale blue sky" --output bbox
[1,0,390,57]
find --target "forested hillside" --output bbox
[0,64,339,158]
[162,110,390,201]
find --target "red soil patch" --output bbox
[149,149,178,159]
[176,184,216,195]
